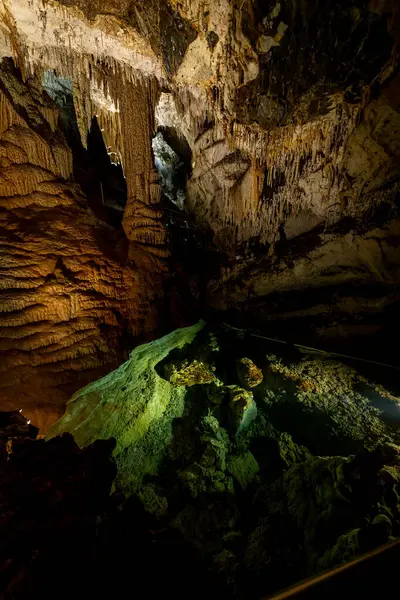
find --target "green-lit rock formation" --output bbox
[257,353,400,455]
[48,322,400,598]
[48,321,206,495]
[249,442,400,584]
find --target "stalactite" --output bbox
[2,0,396,256]
[185,93,365,246]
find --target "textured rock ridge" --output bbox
[0,62,164,430]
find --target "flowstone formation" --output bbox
[48,321,206,494]
[0,61,166,431]
[49,322,400,598]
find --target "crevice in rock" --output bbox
[42,71,127,229]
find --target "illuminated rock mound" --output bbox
[48,321,206,494]
[48,323,400,597]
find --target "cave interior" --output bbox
[0,1,400,598]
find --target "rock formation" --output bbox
[0,60,165,430]
[48,321,206,494]
[0,2,400,596]
[46,322,400,598]
[0,1,399,423]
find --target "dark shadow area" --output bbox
[0,411,217,600]
[0,421,117,599]
[271,539,400,600]
[42,71,127,229]
[151,129,223,331]
[86,116,127,224]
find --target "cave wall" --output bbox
[208,215,400,358]
[160,0,400,353]
[0,61,164,430]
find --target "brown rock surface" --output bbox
[237,358,263,389]
[0,61,165,430]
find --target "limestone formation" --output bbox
[1,2,400,598]
[164,357,216,387]
[227,384,258,434]
[47,321,205,494]
[1,0,398,249]
[0,0,399,422]
[0,61,165,430]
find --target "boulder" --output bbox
[227,451,260,490]
[227,385,257,434]
[164,358,216,386]
[237,357,263,389]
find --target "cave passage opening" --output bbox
[86,116,127,225]
[152,126,218,272]
[151,127,224,328]
[42,70,127,228]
